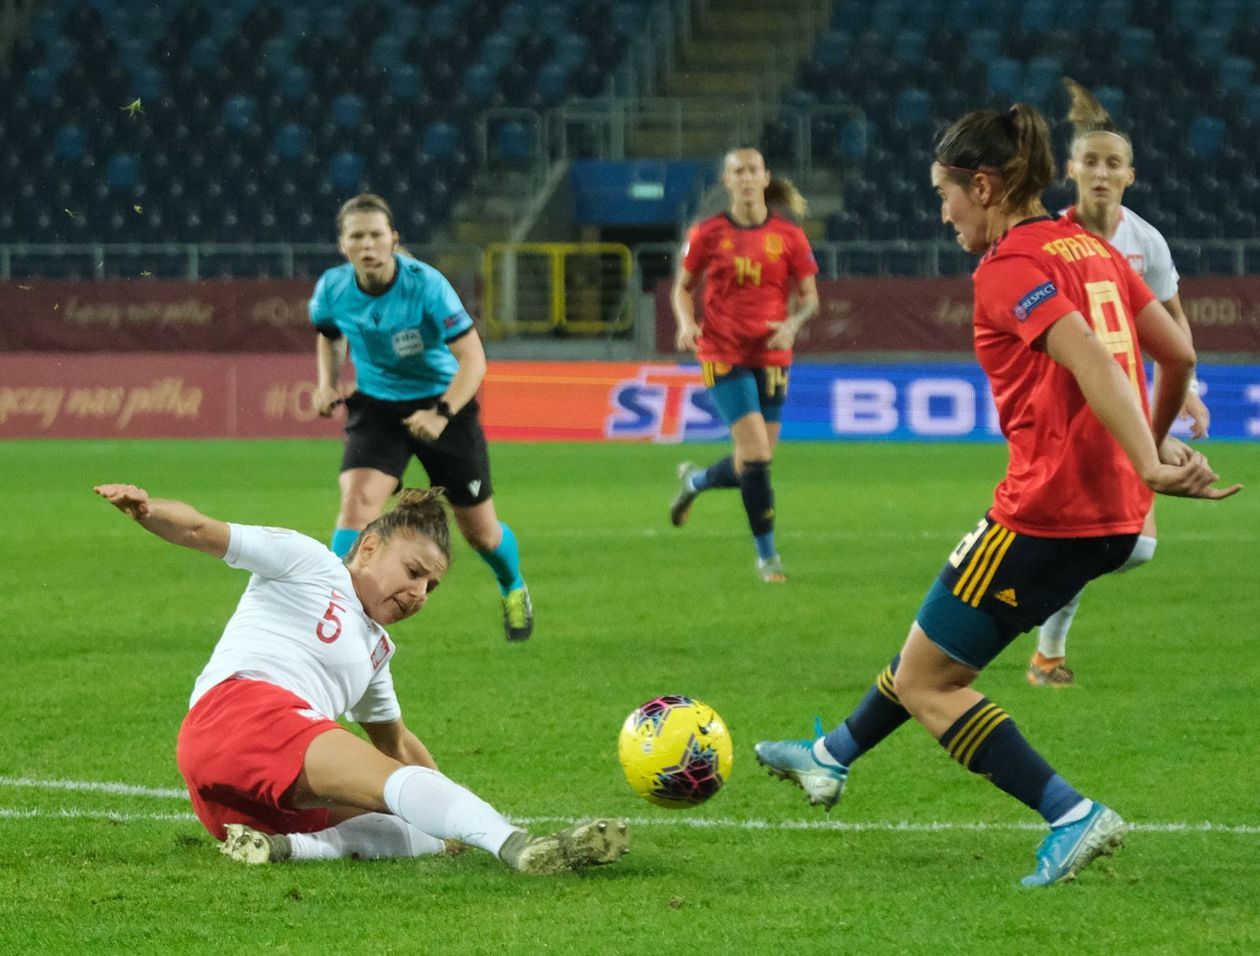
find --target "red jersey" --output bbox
[971,216,1157,537]
[682,212,818,367]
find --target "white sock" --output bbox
[287,813,447,861]
[1118,534,1157,573]
[812,738,843,768]
[382,765,520,857]
[1036,590,1082,659]
[1049,798,1093,828]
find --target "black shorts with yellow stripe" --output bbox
[914,512,1138,670]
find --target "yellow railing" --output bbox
[483,243,634,336]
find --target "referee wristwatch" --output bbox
[434,399,455,420]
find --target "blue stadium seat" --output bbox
[329,151,365,191]
[105,153,138,191]
[53,123,87,162]
[986,58,1022,98]
[24,67,57,101]
[1219,56,1254,95]
[222,95,258,131]
[280,66,313,102]
[891,30,925,65]
[466,62,500,105]
[482,31,516,71]
[894,88,931,126]
[966,28,1001,62]
[422,120,459,160]
[555,33,590,72]
[535,62,571,106]
[1021,0,1054,32]
[497,119,536,168]
[46,37,79,75]
[371,36,405,71]
[273,122,310,161]
[813,30,850,72]
[1245,85,1260,122]
[331,92,365,129]
[1188,115,1227,157]
[388,63,421,99]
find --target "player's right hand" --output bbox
[675,321,700,352]
[314,385,344,417]
[1144,458,1242,500]
[94,483,152,519]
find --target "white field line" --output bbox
[0,776,187,799]
[1,777,1258,835]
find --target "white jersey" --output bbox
[1064,204,1180,302]
[189,524,402,724]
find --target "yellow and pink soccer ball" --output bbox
[617,696,733,808]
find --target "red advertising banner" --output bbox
[0,354,345,438]
[0,281,314,352]
[0,356,694,441]
[656,276,1260,353]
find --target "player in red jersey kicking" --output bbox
[756,104,1239,886]
[95,482,628,873]
[669,147,819,583]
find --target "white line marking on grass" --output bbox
[1,804,1258,836]
[0,808,198,822]
[513,815,1260,835]
[0,776,187,799]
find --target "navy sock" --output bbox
[823,655,911,766]
[694,456,739,491]
[939,697,1075,822]
[739,460,775,556]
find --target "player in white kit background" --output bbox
[94,482,627,873]
[1026,78,1213,688]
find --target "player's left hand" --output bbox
[765,320,796,351]
[94,483,152,519]
[1180,390,1210,439]
[403,408,447,442]
[1158,435,1198,467]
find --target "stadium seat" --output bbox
[1219,56,1254,95]
[105,153,139,191]
[986,58,1023,98]
[497,119,536,168]
[422,121,459,160]
[1188,115,1227,158]
[330,93,365,130]
[53,123,87,162]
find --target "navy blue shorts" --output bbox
[702,362,789,425]
[915,513,1139,670]
[341,392,493,508]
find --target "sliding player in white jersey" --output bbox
[94,483,627,873]
[1026,78,1212,687]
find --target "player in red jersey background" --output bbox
[669,147,819,583]
[756,104,1239,887]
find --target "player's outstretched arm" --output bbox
[361,719,438,770]
[93,484,231,557]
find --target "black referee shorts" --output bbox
[340,391,493,508]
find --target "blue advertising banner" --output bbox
[625,362,1260,442]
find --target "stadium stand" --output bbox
[0,0,645,250]
[776,0,1260,273]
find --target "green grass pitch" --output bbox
[3,439,1258,954]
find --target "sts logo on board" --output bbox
[605,366,727,442]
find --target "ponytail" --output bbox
[1063,76,1133,160]
[765,177,808,219]
[934,104,1055,213]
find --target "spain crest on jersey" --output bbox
[764,233,784,261]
